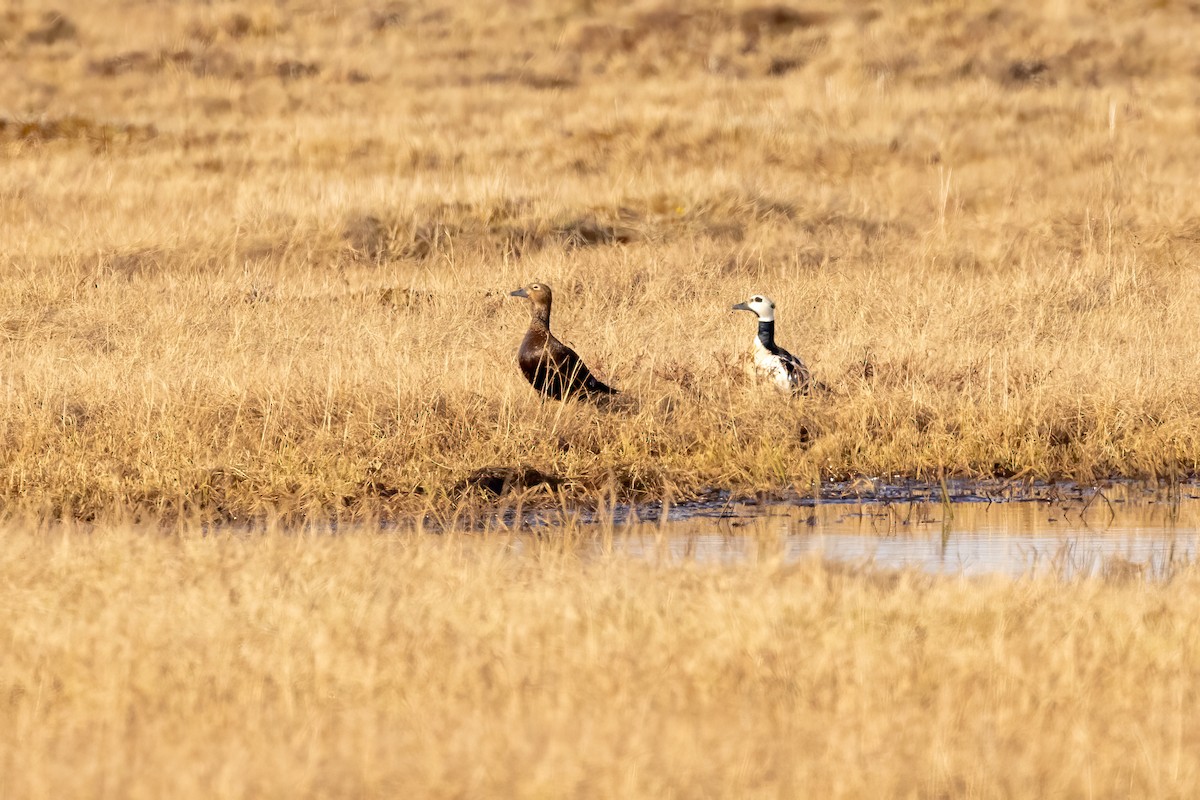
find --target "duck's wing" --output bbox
[547,337,618,398]
[775,347,812,395]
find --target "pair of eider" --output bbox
[510,283,814,400]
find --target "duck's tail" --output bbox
[588,381,619,396]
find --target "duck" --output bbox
[510,282,618,401]
[732,293,813,394]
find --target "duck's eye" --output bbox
[531,284,539,289]
[752,296,762,303]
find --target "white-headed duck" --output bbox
[510,282,618,401]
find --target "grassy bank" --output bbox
[1,522,1198,797]
[2,0,1200,518]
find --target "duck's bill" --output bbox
[731,302,751,311]
[510,287,529,298]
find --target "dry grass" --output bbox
[8,6,1200,792]
[2,0,1200,519]
[2,521,1199,798]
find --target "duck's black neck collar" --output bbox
[756,319,776,349]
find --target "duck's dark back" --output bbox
[518,329,615,400]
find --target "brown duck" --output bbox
[510,282,618,400]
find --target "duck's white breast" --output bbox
[751,339,799,390]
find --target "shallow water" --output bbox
[586,489,1200,579]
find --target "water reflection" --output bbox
[598,496,1200,578]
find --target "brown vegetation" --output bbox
[3,521,1200,797]
[6,3,1200,792]
[1,0,1200,520]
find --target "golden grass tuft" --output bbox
[1,0,1200,519]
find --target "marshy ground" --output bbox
[6,1,1200,796]
[6,516,1200,797]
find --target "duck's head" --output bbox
[732,293,775,322]
[510,282,553,304]
[510,282,553,321]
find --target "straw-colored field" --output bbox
[2,0,1198,519]
[8,5,1200,797]
[1,523,1198,798]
